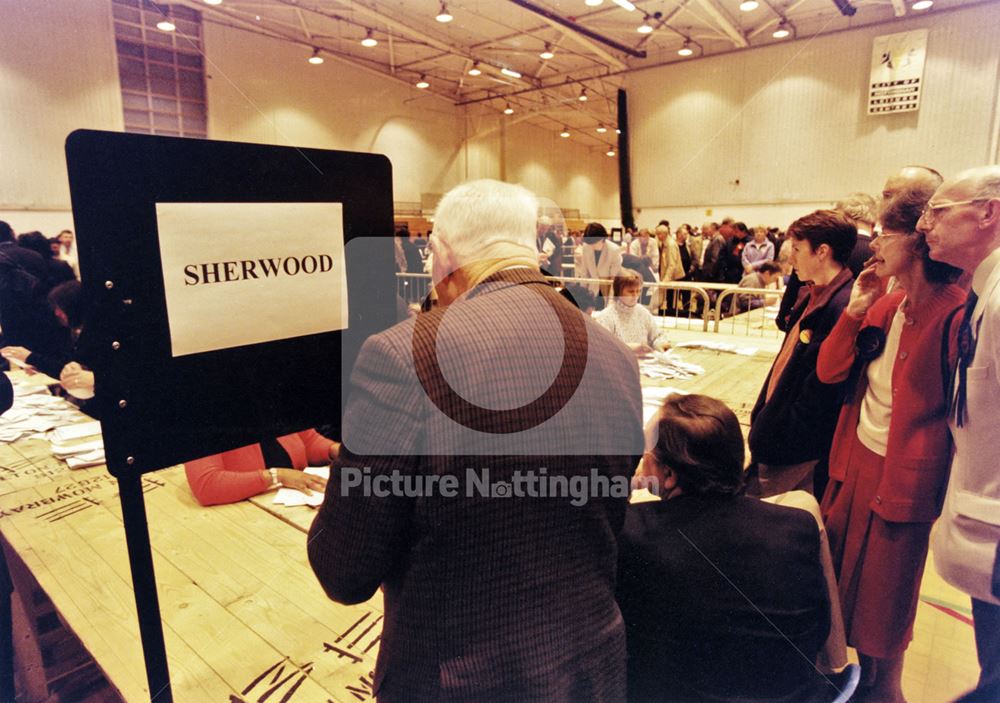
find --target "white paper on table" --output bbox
[66,449,106,469]
[52,421,102,443]
[670,340,758,356]
[304,465,330,479]
[273,488,324,507]
[51,438,105,458]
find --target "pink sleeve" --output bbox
[184,449,269,506]
[299,429,335,465]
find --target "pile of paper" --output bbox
[50,420,105,469]
[0,379,87,442]
[638,350,705,380]
[272,465,329,507]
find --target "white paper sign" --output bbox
[868,29,927,115]
[156,202,348,357]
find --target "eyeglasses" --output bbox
[919,198,983,225]
[872,231,908,242]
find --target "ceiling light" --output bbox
[911,0,933,8]
[468,62,482,76]
[637,16,654,33]
[360,30,378,48]
[678,40,694,57]
[501,67,522,78]
[156,20,176,31]
[308,48,324,64]
[436,3,454,22]
[739,0,759,10]
[560,127,571,138]
[415,75,430,89]
[585,0,603,6]
[606,149,616,157]
[539,44,555,60]
[615,128,621,134]
[578,88,588,102]
[596,125,607,133]
[772,21,791,38]
[503,103,514,115]
[203,0,222,5]
[612,0,637,10]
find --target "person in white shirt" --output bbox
[922,165,1000,703]
[595,270,670,356]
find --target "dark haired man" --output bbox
[748,210,857,498]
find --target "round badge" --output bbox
[799,329,812,344]
[855,326,886,362]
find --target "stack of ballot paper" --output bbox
[0,377,90,442]
[50,421,105,469]
[273,465,329,508]
[638,350,705,380]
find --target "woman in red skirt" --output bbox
[816,186,965,701]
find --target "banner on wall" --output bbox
[868,29,928,115]
[156,201,349,357]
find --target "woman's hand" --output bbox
[1,346,31,363]
[846,265,882,319]
[653,339,671,353]
[276,469,328,495]
[60,362,95,399]
[628,342,654,357]
[328,441,341,464]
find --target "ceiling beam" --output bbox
[506,0,645,60]
[545,20,628,71]
[694,0,750,48]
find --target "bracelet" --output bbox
[268,467,280,489]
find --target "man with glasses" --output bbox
[921,166,1000,702]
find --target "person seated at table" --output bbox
[1,280,80,379]
[617,393,831,702]
[184,431,337,506]
[559,282,597,315]
[736,260,783,311]
[595,270,670,355]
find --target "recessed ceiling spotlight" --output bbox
[539,44,555,60]
[360,29,378,48]
[772,20,791,38]
[156,20,176,31]
[596,125,608,133]
[637,16,654,33]
[503,103,514,115]
[468,62,482,76]
[308,48,324,64]
[739,0,759,10]
[911,0,933,8]
[678,40,694,57]
[436,2,454,22]
[560,127,571,138]
[501,67,522,78]
[415,75,430,89]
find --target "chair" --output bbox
[828,662,861,703]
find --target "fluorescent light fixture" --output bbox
[416,75,430,89]
[501,67,522,78]
[606,149,616,157]
[204,0,222,5]
[678,40,694,57]
[539,44,555,60]
[360,30,378,47]
[560,127,571,138]
[772,21,790,38]
[503,103,514,115]
[911,0,933,8]
[739,0,759,10]
[436,3,454,22]
[308,48,324,64]
[612,0,637,10]
[156,20,176,31]
[468,63,482,76]
[596,125,607,133]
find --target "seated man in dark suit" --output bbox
[617,393,832,702]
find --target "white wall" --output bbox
[626,3,1000,223]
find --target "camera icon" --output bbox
[491,481,513,498]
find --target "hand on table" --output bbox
[59,362,95,399]
[628,342,654,357]
[653,339,671,353]
[277,468,328,495]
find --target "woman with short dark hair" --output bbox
[617,393,832,702]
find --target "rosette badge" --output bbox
[855,326,886,362]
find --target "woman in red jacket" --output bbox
[184,430,337,506]
[816,187,965,702]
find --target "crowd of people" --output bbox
[3,167,999,702]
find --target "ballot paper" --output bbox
[0,375,96,442]
[638,351,705,380]
[52,421,102,443]
[272,465,330,508]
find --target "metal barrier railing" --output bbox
[394,273,783,338]
[713,287,784,338]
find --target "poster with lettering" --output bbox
[156,202,348,356]
[867,29,927,115]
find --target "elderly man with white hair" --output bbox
[922,166,1000,702]
[309,179,644,703]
